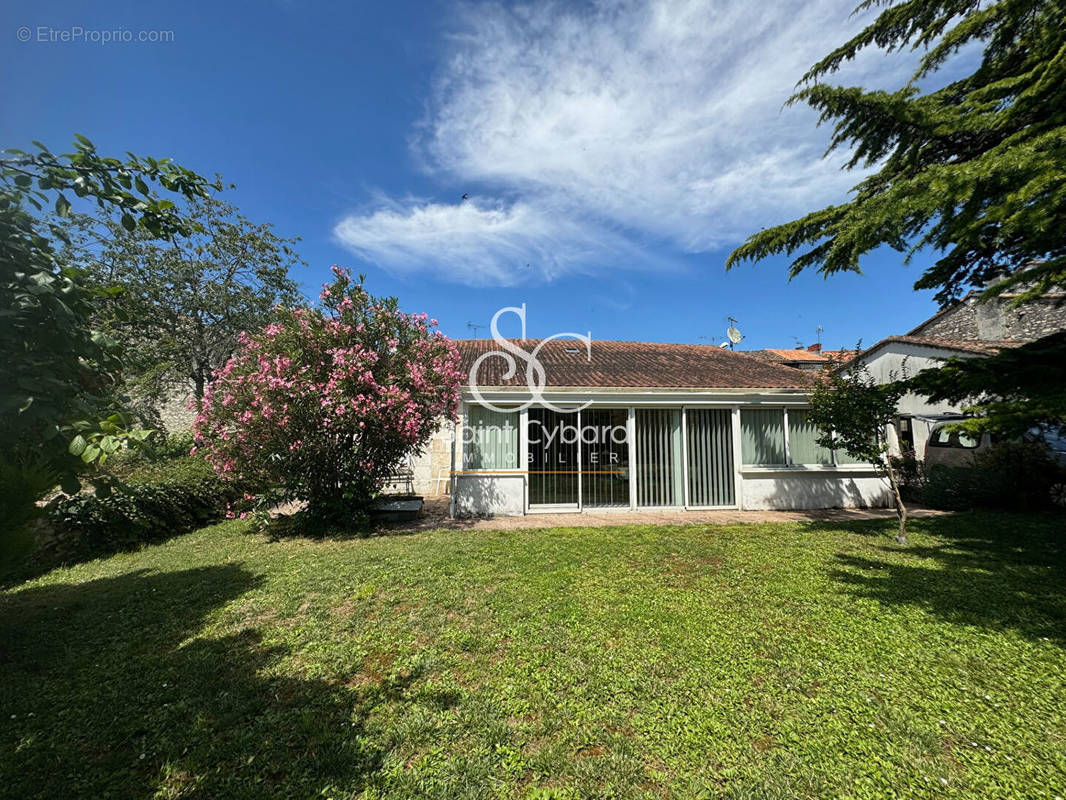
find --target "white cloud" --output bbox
[336,0,915,284]
[334,196,675,286]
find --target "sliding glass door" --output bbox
[528,408,579,507]
[635,409,683,507]
[580,408,630,507]
[686,408,735,507]
[519,405,737,511]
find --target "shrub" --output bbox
[41,457,246,565]
[103,429,196,479]
[923,442,1063,511]
[150,429,196,461]
[921,465,980,511]
[194,267,462,526]
[888,448,925,503]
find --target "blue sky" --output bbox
[2,0,960,350]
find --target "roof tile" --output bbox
[456,339,811,390]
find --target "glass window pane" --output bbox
[464,406,518,469]
[741,409,785,466]
[528,408,579,505]
[834,448,868,464]
[581,408,630,507]
[929,425,952,447]
[686,408,735,506]
[787,409,832,465]
[636,409,683,506]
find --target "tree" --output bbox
[907,330,1066,437]
[1,136,216,565]
[193,267,462,526]
[726,0,1066,434]
[807,358,910,544]
[69,194,303,418]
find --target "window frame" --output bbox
[741,407,870,468]
[463,404,520,470]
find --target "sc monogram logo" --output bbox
[467,304,592,414]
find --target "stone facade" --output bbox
[384,419,456,497]
[911,294,1066,343]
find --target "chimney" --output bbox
[807,343,822,352]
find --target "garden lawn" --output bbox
[1,513,1064,799]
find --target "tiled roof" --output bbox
[456,339,811,390]
[750,348,830,362]
[819,350,856,362]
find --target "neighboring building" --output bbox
[851,290,1065,459]
[436,339,890,517]
[746,344,852,370]
[908,289,1065,342]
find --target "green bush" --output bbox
[44,457,247,562]
[922,465,980,511]
[103,429,196,479]
[923,442,1063,511]
[150,429,196,461]
[888,448,925,503]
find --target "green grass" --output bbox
[2,513,1064,799]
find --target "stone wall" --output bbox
[383,419,455,497]
[913,295,1066,342]
[157,388,197,433]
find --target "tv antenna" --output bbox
[816,325,824,345]
[700,334,732,349]
[466,321,485,338]
[725,317,743,350]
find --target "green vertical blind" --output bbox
[636,409,683,507]
[686,408,735,506]
[743,407,870,466]
[786,409,833,465]
[834,447,867,464]
[464,405,518,469]
[741,409,786,465]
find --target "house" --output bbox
[746,344,853,370]
[850,289,1065,458]
[437,339,891,517]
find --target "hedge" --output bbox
[921,442,1064,511]
[42,457,245,564]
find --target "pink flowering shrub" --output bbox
[193,267,462,524]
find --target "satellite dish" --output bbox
[719,341,730,348]
[727,326,743,345]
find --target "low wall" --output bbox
[740,469,891,510]
[452,475,525,517]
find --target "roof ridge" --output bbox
[454,337,813,389]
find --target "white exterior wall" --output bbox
[452,475,525,516]
[740,469,890,510]
[856,343,983,458]
[452,391,894,516]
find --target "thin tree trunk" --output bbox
[884,458,908,545]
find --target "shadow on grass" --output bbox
[261,510,391,543]
[262,506,479,542]
[807,512,1066,645]
[0,564,402,798]
[2,517,224,590]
